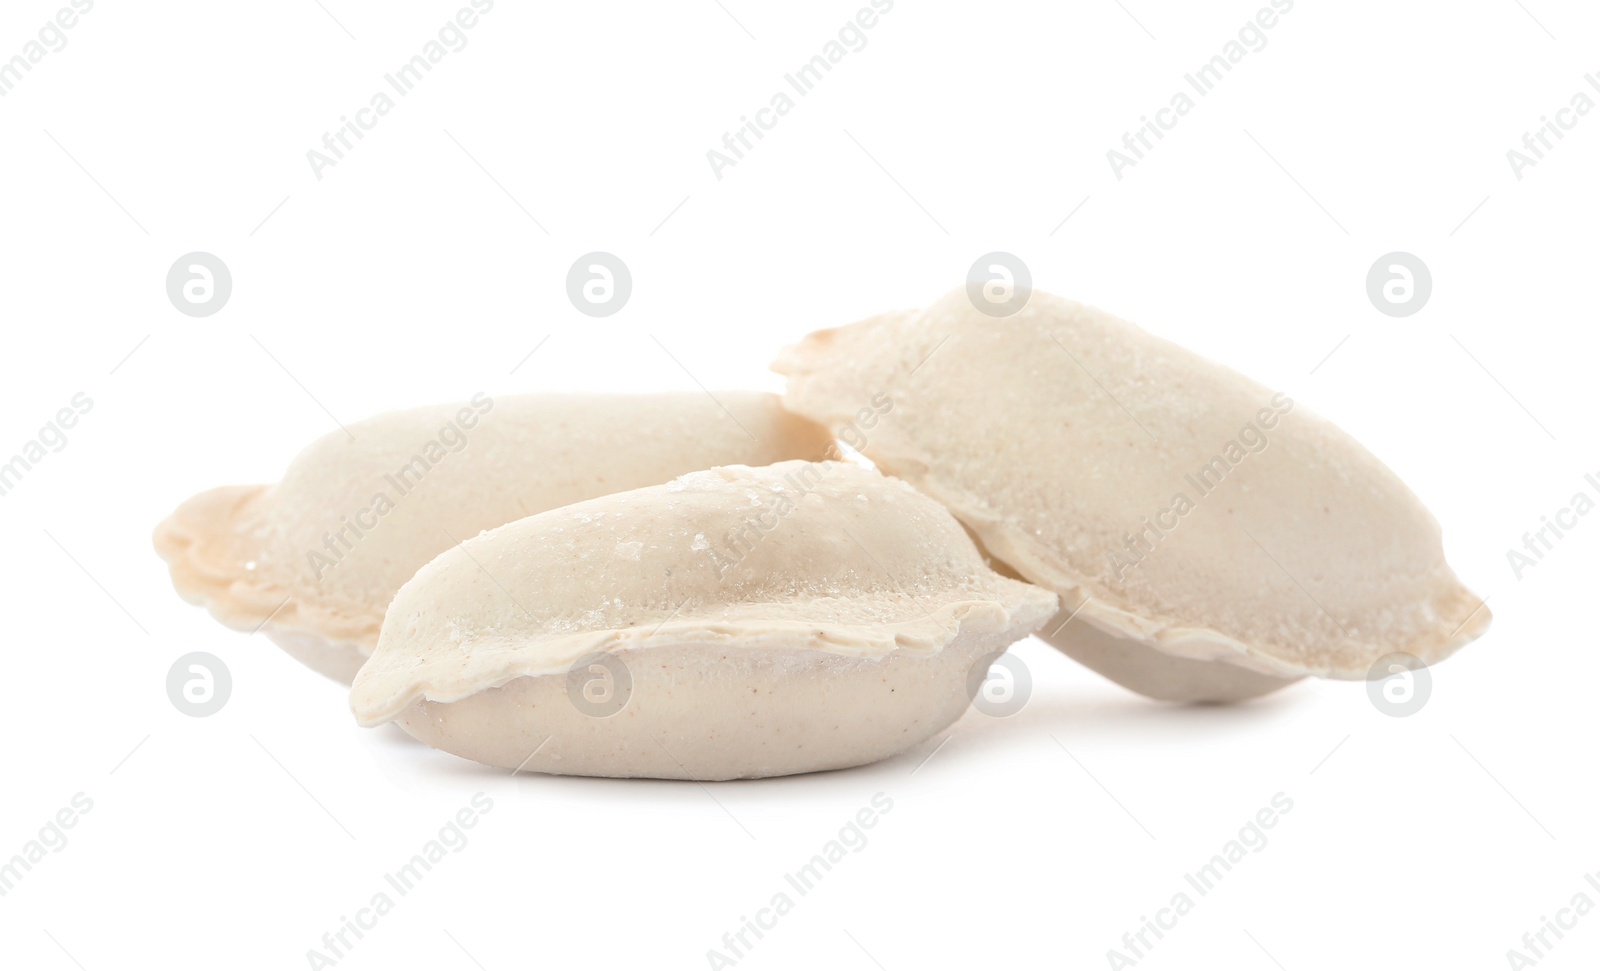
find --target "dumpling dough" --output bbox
[773,289,1490,702]
[350,460,1059,780]
[154,392,834,683]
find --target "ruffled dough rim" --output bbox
[350,591,1058,728]
[152,484,382,651]
[877,456,1491,681]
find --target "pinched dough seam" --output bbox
[860,455,1488,681]
[352,594,1058,727]
[152,485,386,650]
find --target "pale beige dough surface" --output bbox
[352,460,1059,779]
[773,289,1490,700]
[154,392,834,682]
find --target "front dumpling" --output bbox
[351,460,1059,780]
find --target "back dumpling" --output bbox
[773,288,1490,702]
[153,391,835,683]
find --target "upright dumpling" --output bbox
[154,392,834,682]
[773,288,1490,702]
[350,461,1058,780]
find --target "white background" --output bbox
[2,1,1597,968]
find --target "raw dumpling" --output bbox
[350,460,1059,780]
[154,392,834,683]
[773,289,1490,702]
